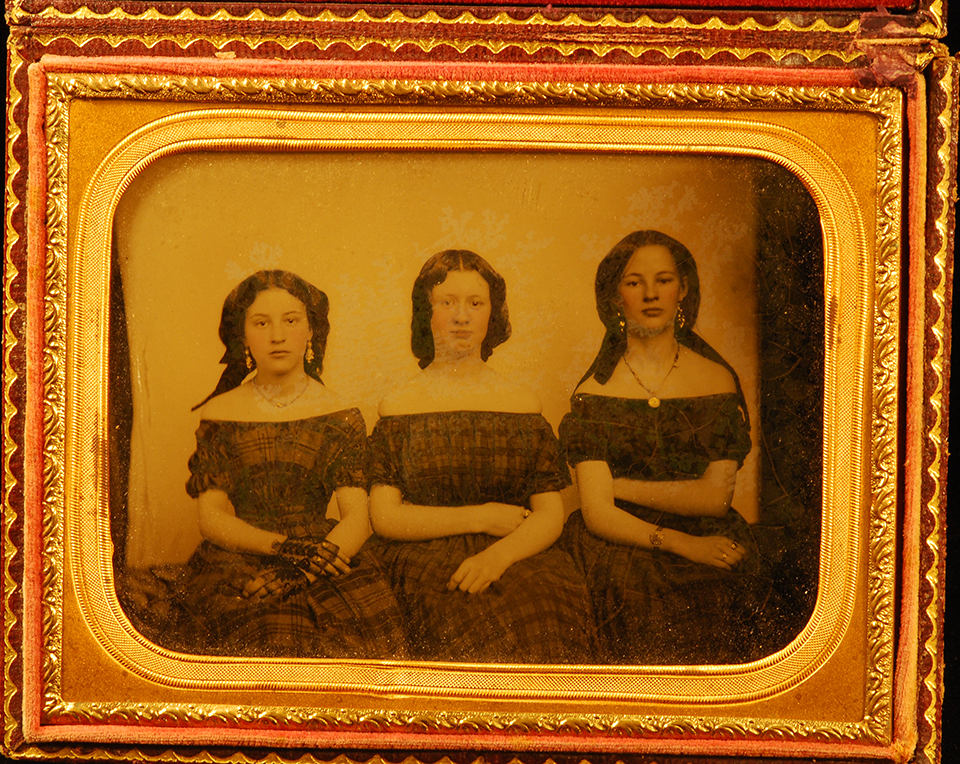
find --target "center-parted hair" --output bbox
[579,230,748,429]
[585,231,701,385]
[193,270,329,410]
[411,250,511,369]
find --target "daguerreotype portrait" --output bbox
[3,0,956,757]
[111,150,821,668]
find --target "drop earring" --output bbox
[244,347,254,370]
[305,344,315,364]
[676,304,686,329]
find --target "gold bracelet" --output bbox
[650,525,664,549]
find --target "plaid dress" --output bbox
[175,409,409,659]
[560,393,780,665]
[369,411,597,664]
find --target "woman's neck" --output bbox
[253,368,309,396]
[624,329,679,364]
[426,352,487,379]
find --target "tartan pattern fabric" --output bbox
[559,392,752,479]
[170,410,409,659]
[368,411,597,664]
[369,411,571,505]
[559,394,783,665]
[186,409,368,534]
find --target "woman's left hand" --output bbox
[675,535,746,570]
[272,537,351,577]
[243,562,316,601]
[447,546,512,594]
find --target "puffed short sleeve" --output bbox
[185,421,234,498]
[558,404,608,467]
[700,394,752,468]
[367,417,403,490]
[524,416,573,498]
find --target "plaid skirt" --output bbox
[561,509,782,665]
[376,533,598,664]
[170,518,409,659]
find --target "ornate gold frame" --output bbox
[1,58,922,760]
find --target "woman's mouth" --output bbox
[642,308,663,317]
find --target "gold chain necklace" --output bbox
[252,376,310,408]
[622,344,680,408]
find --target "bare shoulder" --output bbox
[483,371,543,413]
[379,367,542,415]
[296,380,354,417]
[197,385,248,421]
[679,348,737,396]
[378,374,426,417]
[200,379,352,421]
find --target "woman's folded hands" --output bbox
[243,537,352,600]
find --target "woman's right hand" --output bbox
[476,503,528,536]
[674,535,746,570]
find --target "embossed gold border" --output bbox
[11,71,902,753]
[75,109,869,705]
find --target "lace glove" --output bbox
[270,537,348,576]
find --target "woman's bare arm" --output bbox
[369,484,527,541]
[577,461,744,569]
[197,490,285,554]
[447,490,564,594]
[322,486,372,561]
[611,460,737,518]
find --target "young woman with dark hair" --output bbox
[561,231,779,665]
[368,251,596,664]
[174,270,408,658]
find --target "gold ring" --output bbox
[523,509,532,518]
[722,552,728,560]
[731,542,738,549]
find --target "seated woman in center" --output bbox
[369,250,596,664]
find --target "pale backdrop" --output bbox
[113,151,761,567]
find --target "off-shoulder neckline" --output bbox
[199,407,361,425]
[376,410,547,420]
[571,391,739,404]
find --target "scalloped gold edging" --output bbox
[28,74,900,746]
[28,30,866,64]
[2,39,25,758]
[920,58,955,764]
[34,4,861,35]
